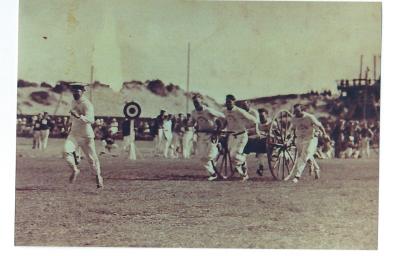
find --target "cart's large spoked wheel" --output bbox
[268,110,297,180]
[214,135,235,179]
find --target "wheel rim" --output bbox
[268,110,297,180]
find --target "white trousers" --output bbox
[64,135,101,176]
[196,133,219,175]
[32,130,41,149]
[360,138,371,158]
[293,137,319,178]
[170,132,183,158]
[154,129,163,155]
[121,134,136,160]
[40,129,50,149]
[227,133,248,174]
[182,130,194,159]
[159,130,173,158]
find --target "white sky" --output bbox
[18,0,381,102]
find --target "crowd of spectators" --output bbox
[316,118,379,159]
[16,114,154,141]
[17,114,69,139]
[17,110,380,159]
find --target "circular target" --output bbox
[123,101,141,119]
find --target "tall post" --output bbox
[186,42,191,114]
[90,65,94,101]
[363,66,369,121]
[378,54,381,79]
[363,86,367,121]
[129,119,136,160]
[359,54,363,83]
[373,55,377,81]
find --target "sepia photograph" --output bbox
[9,0,385,252]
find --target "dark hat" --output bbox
[258,108,268,114]
[69,82,88,91]
[226,94,236,101]
[192,94,203,101]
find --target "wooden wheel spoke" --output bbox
[286,149,296,164]
[281,152,286,179]
[277,153,282,177]
[284,150,293,170]
[285,156,291,171]
[273,151,280,169]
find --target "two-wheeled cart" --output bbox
[213,110,297,181]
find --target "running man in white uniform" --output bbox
[289,104,330,183]
[63,83,103,188]
[224,95,259,181]
[191,94,225,181]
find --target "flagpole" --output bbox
[359,54,363,82]
[186,42,191,114]
[90,65,94,101]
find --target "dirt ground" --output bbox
[14,138,379,249]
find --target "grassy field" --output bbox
[15,138,379,249]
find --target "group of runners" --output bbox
[61,83,333,188]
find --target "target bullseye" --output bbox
[123,101,141,119]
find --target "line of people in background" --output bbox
[149,110,379,161]
[317,118,379,159]
[16,110,379,159]
[17,112,55,150]
[17,115,70,139]
[151,110,197,159]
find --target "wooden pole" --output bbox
[90,65,94,102]
[359,54,363,82]
[128,119,136,160]
[378,54,381,78]
[186,42,191,114]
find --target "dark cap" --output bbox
[226,94,236,101]
[69,82,88,91]
[192,94,203,101]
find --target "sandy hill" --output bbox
[17,80,222,118]
[17,79,353,121]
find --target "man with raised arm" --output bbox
[191,94,225,181]
[223,95,259,181]
[64,83,104,188]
